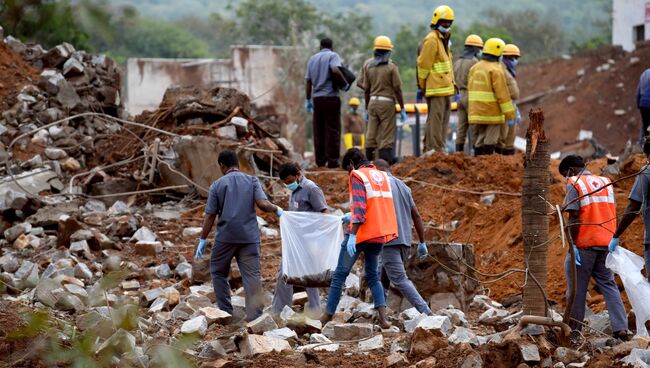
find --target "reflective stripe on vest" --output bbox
[425,85,455,96]
[468,114,505,123]
[568,175,617,247]
[469,91,497,102]
[500,101,515,113]
[432,61,452,74]
[354,170,393,199]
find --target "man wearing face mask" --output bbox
[560,155,631,340]
[271,163,328,317]
[195,150,283,322]
[417,5,456,154]
[453,34,483,154]
[497,44,521,156]
[358,35,406,163]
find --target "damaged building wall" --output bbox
[125,46,305,153]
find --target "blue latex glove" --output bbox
[416,88,424,103]
[453,93,460,102]
[364,110,369,122]
[195,239,207,258]
[341,212,351,224]
[515,108,521,125]
[417,242,428,258]
[573,246,581,267]
[506,119,514,128]
[305,99,313,113]
[608,237,619,253]
[276,206,283,217]
[346,234,357,257]
[400,109,407,123]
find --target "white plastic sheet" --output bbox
[606,247,650,336]
[280,211,344,287]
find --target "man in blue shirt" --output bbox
[305,37,349,168]
[638,68,650,142]
[195,150,283,322]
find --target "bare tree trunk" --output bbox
[522,109,550,316]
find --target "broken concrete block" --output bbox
[15,261,40,289]
[131,227,156,242]
[4,222,32,242]
[215,125,237,140]
[35,278,62,307]
[56,81,81,110]
[309,333,331,344]
[247,312,279,334]
[297,343,340,352]
[63,57,84,76]
[172,302,196,321]
[415,316,452,337]
[74,263,93,280]
[199,307,231,325]
[4,189,28,211]
[239,334,291,357]
[141,288,163,306]
[63,283,88,300]
[409,327,448,357]
[448,327,479,346]
[160,287,180,306]
[156,263,172,278]
[478,307,509,325]
[149,297,169,313]
[405,313,428,333]
[287,314,322,334]
[175,262,192,279]
[518,342,540,363]
[96,329,136,356]
[386,352,409,367]
[135,241,162,256]
[69,240,91,258]
[39,69,65,95]
[121,280,140,290]
[292,291,309,306]
[198,340,227,359]
[622,348,650,368]
[44,44,73,67]
[0,254,20,273]
[263,327,298,341]
[333,323,373,341]
[438,307,469,327]
[280,305,296,322]
[181,315,208,336]
[358,334,383,351]
[182,227,202,237]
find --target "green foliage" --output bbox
[0,0,91,50]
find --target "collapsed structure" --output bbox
[1,32,650,368]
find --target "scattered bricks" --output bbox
[247,313,279,334]
[448,327,480,346]
[121,280,140,290]
[358,334,384,351]
[415,316,453,337]
[181,315,208,336]
[199,307,231,325]
[175,262,192,279]
[264,327,298,341]
[386,352,409,367]
[554,347,584,365]
[4,222,32,242]
[140,288,163,306]
[409,327,448,356]
[198,340,227,359]
[333,323,373,341]
[239,334,292,357]
[62,57,84,76]
[44,147,68,160]
[135,241,162,256]
[518,342,540,363]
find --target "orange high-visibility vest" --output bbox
[568,174,617,247]
[349,167,399,244]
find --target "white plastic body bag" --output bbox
[280,211,344,287]
[606,247,650,336]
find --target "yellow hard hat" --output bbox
[464,34,483,47]
[483,38,506,57]
[503,44,521,57]
[431,5,455,25]
[348,97,360,107]
[373,35,393,51]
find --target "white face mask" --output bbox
[438,25,451,33]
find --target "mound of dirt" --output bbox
[518,45,650,154]
[0,42,38,111]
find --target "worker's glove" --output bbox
[417,242,428,259]
[195,239,207,258]
[305,99,313,113]
[608,237,620,253]
[276,206,284,217]
[515,108,521,125]
[364,110,369,122]
[341,212,351,224]
[573,246,581,267]
[346,234,357,257]
[506,119,514,128]
[399,109,407,123]
[341,83,351,92]
[416,88,424,103]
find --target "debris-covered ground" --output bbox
[2,34,650,368]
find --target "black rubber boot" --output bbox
[455,143,464,153]
[365,147,376,161]
[483,145,496,155]
[502,148,516,156]
[378,148,394,165]
[474,146,483,156]
[494,146,503,155]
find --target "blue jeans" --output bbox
[325,235,386,315]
